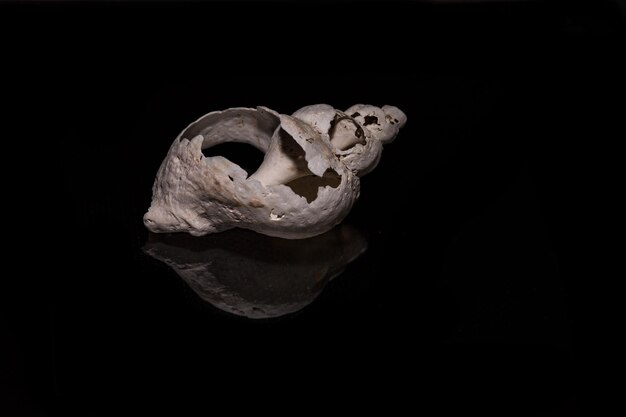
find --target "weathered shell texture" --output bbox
[144,104,406,239]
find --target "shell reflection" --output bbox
[143,225,367,319]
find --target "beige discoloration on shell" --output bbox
[144,104,405,239]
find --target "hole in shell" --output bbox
[329,113,366,150]
[270,212,283,221]
[363,115,379,126]
[202,142,265,177]
[285,168,342,203]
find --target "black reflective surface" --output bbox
[144,226,367,319]
[5,1,623,416]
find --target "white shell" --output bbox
[144,104,405,239]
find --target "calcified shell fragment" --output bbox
[144,104,405,239]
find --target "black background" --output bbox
[2,1,624,416]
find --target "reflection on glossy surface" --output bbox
[143,225,367,319]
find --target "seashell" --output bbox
[144,104,405,239]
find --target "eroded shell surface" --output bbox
[144,104,405,239]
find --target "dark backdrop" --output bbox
[2,1,624,416]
